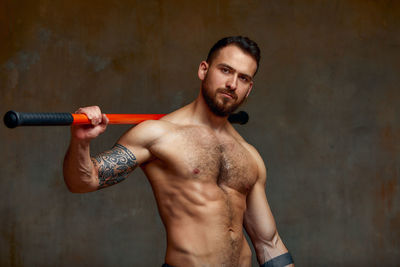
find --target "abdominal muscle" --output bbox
[144,167,252,266]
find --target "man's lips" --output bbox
[221,92,233,98]
[218,90,237,100]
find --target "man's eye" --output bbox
[221,68,230,73]
[239,76,249,82]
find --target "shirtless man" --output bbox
[63,36,294,267]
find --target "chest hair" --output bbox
[178,127,257,194]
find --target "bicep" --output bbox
[91,143,138,189]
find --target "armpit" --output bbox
[91,143,138,189]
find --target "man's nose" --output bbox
[226,74,238,90]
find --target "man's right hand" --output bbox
[71,106,109,141]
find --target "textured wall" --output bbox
[1,0,399,266]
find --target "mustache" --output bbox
[216,88,238,100]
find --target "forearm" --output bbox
[63,138,99,193]
[255,231,294,267]
[245,154,294,266]
[253,231,284,262]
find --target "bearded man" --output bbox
[63,36,294,267]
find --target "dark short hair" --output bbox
[206,36,261,75]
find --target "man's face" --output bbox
[199,45,257,117]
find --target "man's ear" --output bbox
[245,82,254,98]
[198,61,209,81]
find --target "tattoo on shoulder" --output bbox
[91,144,138,189]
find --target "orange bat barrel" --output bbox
[72,114,166,124]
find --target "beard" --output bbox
[201,76,246,117]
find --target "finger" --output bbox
[92,106,103,125]
[76,106,102,126]
[101,114,109,125]
[90,115,101,126]
[74,108,95,126]
[97,115,108,134]
[84,106,98,125]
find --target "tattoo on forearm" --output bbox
[91,144,137,189]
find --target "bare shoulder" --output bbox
[243,142,267,185]
[118,119,177,148]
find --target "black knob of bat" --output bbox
[4,110,19,128]
[228,111,249,125]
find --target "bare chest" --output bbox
[152,127,258,195]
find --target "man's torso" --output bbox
[140,121,259,266]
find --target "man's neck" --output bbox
[187,93,230,131]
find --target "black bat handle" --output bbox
[4,110,74,128]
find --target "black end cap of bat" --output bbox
[228,111,249,125]
[4,110,19,128]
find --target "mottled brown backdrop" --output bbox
[1,0,399,266]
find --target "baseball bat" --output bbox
[3,110,249,128]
